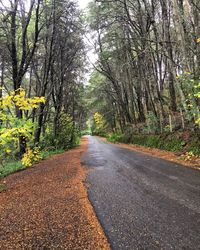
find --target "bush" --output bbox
[41,114,80,150]
[107,133,123,143]
[107,132,189,153]
[187,139,200,155]
[0,88,45,167]
[81,130,91,136]
[92,112,107,136]
[21,147,42,167]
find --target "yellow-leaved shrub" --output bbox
[22,148,42,167]
[0,88,45,167]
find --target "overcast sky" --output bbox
[77,0,97,77]
[1,0,91,10]
[77,0,91,9]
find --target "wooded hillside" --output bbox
[86,0,200,156]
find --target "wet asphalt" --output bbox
[82,136,200,250]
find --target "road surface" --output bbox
[82,136,200,250]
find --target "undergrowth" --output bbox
[0,149,65,179]
[107,131,200,156]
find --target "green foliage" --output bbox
[0,148,66,179]
[107,132,188,153]
[41,149,65,159]
[131,134,185,152]
[131,135,160,148]
[0,161,24,179]
[143,111,159,134]
[0,88,45,167]
[107,133,123,143]
[81,130,91,136]
[42,113,80,150]
[187,139,200,155]
[0,183,6,192]
[177,73,200,125]
[159,137,185,152]
[57,114,80,149]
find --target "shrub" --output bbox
[107,133,123,143]
[108,133,188,153]
[0,88,45,167]
[21,147,42,167]
[187,139,200,155]
[92,112,107,136]
[41,114,80,150]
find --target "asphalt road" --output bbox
[82,136,200,250]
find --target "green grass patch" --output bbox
[0,161,24,179]
[0,148,65,179]
[41,148,65,159]
[0,183,7,192]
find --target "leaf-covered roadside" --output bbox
[0,137,110,249]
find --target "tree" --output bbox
[86,0,200,134]
[0,0,86,160]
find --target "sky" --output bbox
[77,0,91,9]
[77,0,97,79]
[1,0,91,10]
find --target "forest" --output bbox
[0,0,200,173]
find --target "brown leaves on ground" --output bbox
[0,137,110,249]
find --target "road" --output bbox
[82,136,200,250]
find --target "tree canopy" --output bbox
[0,0,200,166]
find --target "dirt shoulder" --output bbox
[99,137,200,170]
[0,137,110,249]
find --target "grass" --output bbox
[106,131,200,156]
[0,148,65,179]
[0,183,7,192]
[41,149,65,159]
[0,161,24,179]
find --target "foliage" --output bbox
[0,183,6,192]
[0,0,86,177]
[92,112,106,135]
[0,88,45,166]
[107,132,188,153]
[107,133,123,143]
[143,112,159,134]
[41,149,65,159]
[81,130,91,136]
[86,0,200,156]
[0,148,65,179]
[187,138,200,156]
[22,147,42,167]
[0,88,45,110]
[182,151,196,161]
[0,161,24,179]
[177,73,200,125]
[43,113,80,150]
[158,137,185,152]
